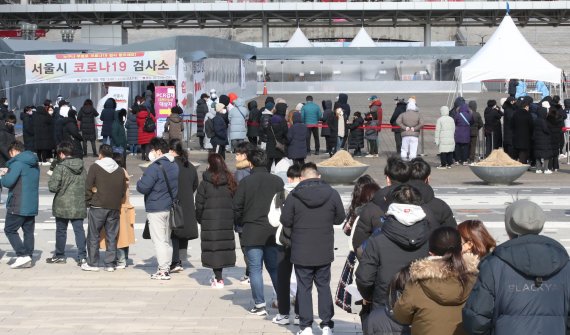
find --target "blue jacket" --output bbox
[463,234,570,335]
[287,112,308,159]
[228,99,249,141]
[515,81,527,98]
[536,81,550,100]
[1,151,39,216]
[301,101,322,125]
[210,113,228,147]
[136,156,179,213]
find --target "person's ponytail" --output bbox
[429,227,470,290]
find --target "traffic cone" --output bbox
[263,80,268,95]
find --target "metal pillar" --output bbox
[424,23,431,47]
[262,19,269,48]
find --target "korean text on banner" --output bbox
[25,50,176,84]
[155,86,176,138]
[108,87,129,111]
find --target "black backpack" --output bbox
[205,118,215,138]
[143,113,156,133]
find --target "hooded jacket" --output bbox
[125,112,138,146]
[348,115,365,149]
[86,157,126,210]
[111,110,127,149]
[48,157,86,219]
[469,102,484,138]
[435,107,456,153]
[136,155,179,213]
[338,93,351,121]
[195,171,236,269]
[454,105,474,144]
[195,98,209,136]
[247,100,261,138]
[352,201,385,255]
[62,117,84,158]
[228,98,249,141]
[267,107,288,159]
[164,112,184,141]
[463,234,570,335]
[0,122,15,167]
[393,254,479,335]
[390,100,408,133]
[301,101,322,125]
[532,112,552,159]
[259,109,273,143]
[356,205,430,309]
[450,97,466,119]
[502,97,517,146]
[281,178,345,266]
[369,99,383,125]
[77,105,99,141]
[320,100,333,137]
[287,112,308,159]
[1,151,40,217]
[511,107,534,150]
[268,182,298,247]
[100,98,116,137]
[172,156,199,240]
[136,110,156,145]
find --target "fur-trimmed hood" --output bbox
[409,253,479,306]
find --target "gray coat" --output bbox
[396,110,424,137]
[228,99,249,141]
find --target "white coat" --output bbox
[434,106,456,153]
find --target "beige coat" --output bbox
[396,109,425,137]
[100,169,135,249]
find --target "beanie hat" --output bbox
[505,200,546,236]
[265,102,275,111]
[275,102,288,115]
[295,103,304,111]
[219,95,230,107]
[406,101,417,111]
[468,100,478,112]
[265,96,275,105]
[215,103,225,113]
[228,92,238,104]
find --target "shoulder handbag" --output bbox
[143,113,156,133]
[157,162,184,230]
[270,124,286,153]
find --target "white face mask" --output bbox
[148,151,157,162]
[3,102,7,106]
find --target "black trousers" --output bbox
[82,139,97,156]
[456,143,469,163]
[213,144,226,160]
[171,236,189,264]
[198,136,205,149]
[394,132,402,155]
[295,263,334,330]
[277,247,299,316]
[514,149,529,164]
[440,152,453,166]
[87,208,119,267]
[549,155,560,171]
[248,136,258,146]
[306,126,320,152]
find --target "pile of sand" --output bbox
[318,150,367,167]
[473,149,525,167]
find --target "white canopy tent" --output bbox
[349,28,376,48]
[455,14,562,94]
[284,28,313,48]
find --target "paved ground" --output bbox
[1,91,569,335]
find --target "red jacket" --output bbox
[136,110,156,145]
[369,100,383,131]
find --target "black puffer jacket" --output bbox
[463,234,570,335]
[281,178,345,266]
[502,97,516,146]
[390,101,407,133]
[532,114,551,159]
[338,93,351,121]
[195,171,236,269]
[195,98,209,137]
[267,112,288,160]
[62,117,83,158]
[511,109,533,150]
[172,156,199,240]
[355,208,430,309]
[348,115,365,149]
[233,167,284,247]
[484,106,503,147]
[0,122,15,167]
[321,100,333,137]
[20,112,34,151]
[352,201,384,255]
[325,108,338,150]
[372,181,457,231]
[100,98,116,137]
[33,107,55,151]
[247,100,261,138]
[125,113,138,146]
[77,106,99,141]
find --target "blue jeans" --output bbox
[4,213,35,257]
[245,245,280,307]
[102,136,111,145]
[55,218,86,260]
[129,144,138,155]
[117,247,129,267]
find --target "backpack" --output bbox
[205,117,215,138]
[143,113,156,133]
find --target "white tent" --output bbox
[284,28,313,48]
[456,15,561,84]
[349,28,376,48]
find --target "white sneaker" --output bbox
[321,326,334,335]
[115,265,126,270]
[559,153,567,159]
[210,278,224,289]
[81,263,100,272]
[10,256,32,269]
[104,267,115,272]
[364,154,374,158]
[536,170,543,174]
[294,315,300,325]
[544,169,553,175]
[296,327,314,335]
[272,314,290,325]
